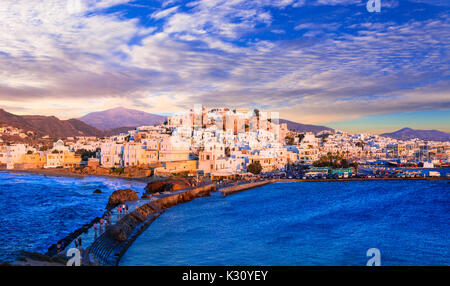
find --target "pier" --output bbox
[220,180,275,196]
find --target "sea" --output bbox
[0,170,449,265]
[120,179,450,266]
[0,171,146,263]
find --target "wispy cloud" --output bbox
[0,0,448,130]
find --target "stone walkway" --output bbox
[61,198,153,256]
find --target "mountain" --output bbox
[78,107,166,130]
[279,119,334,134]
[0,109,103,138]
[381,128,450,141]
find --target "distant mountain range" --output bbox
[381,128,450,141]
[0,109,103,138]
[78,107,166,130]
[1,107,336,138]
[279,119,334,134]
[78,107,335,134]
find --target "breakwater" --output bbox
[46,209,110,257]
[219,176,450,197]
[88,184,217,266]
[220,180,275,196]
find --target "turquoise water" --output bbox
[0,171,146,263]
[120,180,450,266]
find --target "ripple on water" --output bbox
[0,171,146,263]
[120,180,449,266]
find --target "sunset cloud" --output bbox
[0,0,448,131]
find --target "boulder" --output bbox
[107,189,138,209]
[143,178,190,197]
[105,225,127,242]
[93,189,102,194]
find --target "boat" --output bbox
[388,161,399,167]
[429,171,440,177]
[422,161,434,168]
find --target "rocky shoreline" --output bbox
[10,178,216,266]
[1,168,163,183]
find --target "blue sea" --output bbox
[0,171,449,265]
[0,171,146,263]
[120,179,450,266]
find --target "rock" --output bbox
[105,225,127,242]
[107,189,138,209]
[143,178,190,197]
[130,211,147,223]
[144,180,169,194]
[93,189,102,194]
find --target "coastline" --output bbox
[1,168,86,178]
[0,168,161,183]
[3,167,449,183]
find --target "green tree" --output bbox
[341,158,349,168]
[247,161,262,175]
[285,134,295,145]
[297,134,305,143]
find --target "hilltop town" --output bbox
[1,106,449,179]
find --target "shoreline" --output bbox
[2,168,86,178]
[277,177,450,182]
[0,168,161,183]
[219,176,450,196]
[2,168,449,183]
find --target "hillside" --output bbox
[380,128,450,141]
[0,109,103,138]
[279,119,334,134]
[78,107,166,130]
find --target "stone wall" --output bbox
[220,180,274,196]
[89,184,217,266]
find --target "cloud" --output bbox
[151,6,179,20]
[0,0,448,128]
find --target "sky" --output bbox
[0,0,449,133]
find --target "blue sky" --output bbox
[0,0,449,133]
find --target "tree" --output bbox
[341,158,349,168]
[75,149,97,161]
[313,154,351,169]
[285,134,295,145]
[350,161,359,173]
[247,161,262,175]
[297,134,305,143]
